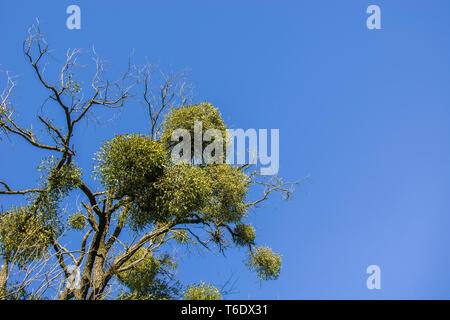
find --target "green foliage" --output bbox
[0,157,82,267]
[32,157,82,236]
[247,246,282,281]
[94,134,168,230]
[0,206,53,267]
[38,156,82,195]
[136,163,249,227]
[63,72,82,95]
[183,281,222,300]
[161,102,228,160]
[94,109,249,231]
[233,223,255,246]
[146,163,213,224]
[203,164,249,223]
[35,156,81,221]
[68,212,86,230]
[117,248,181,300]
[94,134,167,200]
[172,230,190,244]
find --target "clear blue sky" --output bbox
[1,0,450,299]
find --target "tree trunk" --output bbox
[90,248,106,299]
[0,260,9,299]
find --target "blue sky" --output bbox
[1,0,450,299]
